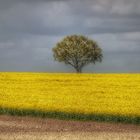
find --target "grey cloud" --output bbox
[70,0,140,17]
[0,0,140,36]
[0,0,140,72]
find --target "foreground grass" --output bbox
[0,107,140,124]
[0,73,140,124]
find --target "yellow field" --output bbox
[0,73,140,117]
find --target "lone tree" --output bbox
[52,35,103,73]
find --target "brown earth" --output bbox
[0,115,140,140]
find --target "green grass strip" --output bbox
[0,107,139,124]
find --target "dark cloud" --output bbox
[0,0,140,72]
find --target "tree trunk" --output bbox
[75,67,82,73]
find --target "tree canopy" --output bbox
[52,35,103,73]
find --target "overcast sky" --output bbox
[0,0,140,72]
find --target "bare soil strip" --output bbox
[0,132,140,140]
[0,115,140,140]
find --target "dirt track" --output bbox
[0,115,140,140]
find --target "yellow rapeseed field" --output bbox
[0,73,140,117]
